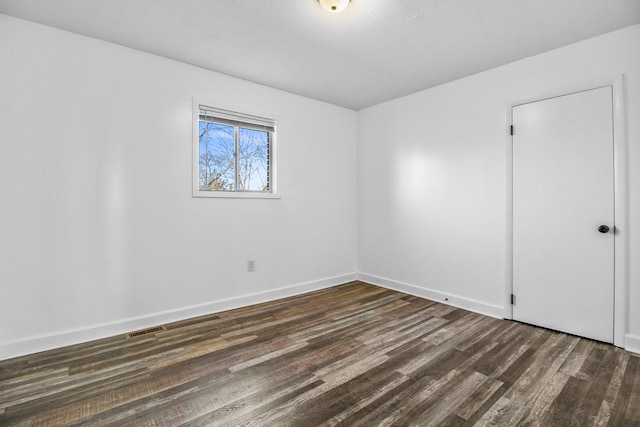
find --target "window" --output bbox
[193,102,277,198]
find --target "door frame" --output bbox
[505,75,628,348]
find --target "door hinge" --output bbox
[511,294,515,305]
[510,125,514,136]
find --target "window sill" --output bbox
[192,191,280,199]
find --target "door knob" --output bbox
[598,225,610,233]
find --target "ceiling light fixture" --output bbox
[318,0,351,13]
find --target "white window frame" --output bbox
[192,99,279,199]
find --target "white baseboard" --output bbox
[625,334,640,355]
[358,272,504,319]
[0,273,358,361]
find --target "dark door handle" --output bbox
[598,225,610,233]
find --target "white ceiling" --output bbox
[1,0,639,110]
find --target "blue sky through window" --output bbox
[198,121,270,192]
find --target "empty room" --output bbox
[1,0,640,425]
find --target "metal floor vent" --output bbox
[126,326,166,339]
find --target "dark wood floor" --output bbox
[1,281,639,426]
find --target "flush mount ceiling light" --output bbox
[318,0,351,13]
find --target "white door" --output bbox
[512,86,614,343]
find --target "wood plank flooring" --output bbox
[1,281,639,426]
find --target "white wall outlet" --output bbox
[247,260,255,272]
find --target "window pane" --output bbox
[238,128,270,191]
[198,121,235,191]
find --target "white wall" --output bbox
[0,15,358,359]
[2,14,638,361]
[358,25,640,349]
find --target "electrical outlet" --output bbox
[247,260,255,272]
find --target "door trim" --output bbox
[505,75,628,348]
